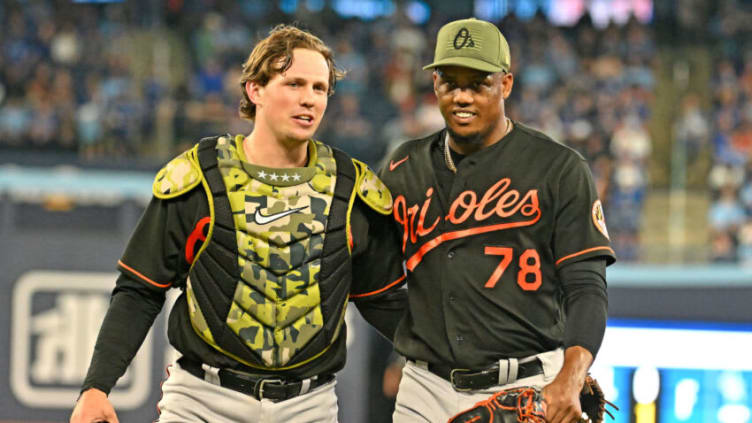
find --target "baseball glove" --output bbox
[580,375,618,423]
[447,377,618,423]
[448,387,546,423]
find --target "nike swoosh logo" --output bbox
[389,156,409,171]
[253,206,308,225]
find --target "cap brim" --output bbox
[423,57,504,73]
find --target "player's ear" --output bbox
[432,71,440,94]
[246,81,264,106]
[501,72,514,99]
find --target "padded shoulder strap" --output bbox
[194,135,240,279]
[153,144,202,199]
[327,148,356,255]
[351,159,393,215]
[195,136,234,238]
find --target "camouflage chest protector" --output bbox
[153,135,392,370]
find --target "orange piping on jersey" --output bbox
[555,246,615,266]
[349,274,406,299]
[118,260,172,288]
[406,210,541,271]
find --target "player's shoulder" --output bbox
[350,157,393,215]
[513,122,587,162]
[386,130,441,161]
[323,143,393,215]
[152,136,224,199]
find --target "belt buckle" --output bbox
[449,368,473,392]
[257,378,284,400]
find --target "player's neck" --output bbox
[243,126,309,169]
[448,116,512,156]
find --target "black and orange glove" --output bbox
[579,375,618,423]
[447,387,546,423]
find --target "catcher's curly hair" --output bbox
[238,24,345,121]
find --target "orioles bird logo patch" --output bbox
[453,28,475,49]
[591,200,609,240]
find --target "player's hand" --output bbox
[70,388,119,423]
[541,375,583,423]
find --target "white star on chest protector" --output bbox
[281,174,290,182]
[269,173,279,181]
[257,170,267,179]
[292,173,301,181]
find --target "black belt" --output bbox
[177,357,334,402]
[422,359,543,391]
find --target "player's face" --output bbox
[247,48,330,145]
[433,66,513,148]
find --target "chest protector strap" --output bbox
[189,137,357,369]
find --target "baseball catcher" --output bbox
[448,376,616,423]
[70,24,407,423]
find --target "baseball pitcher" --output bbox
[380,18,616,423]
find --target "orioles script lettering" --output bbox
[393,178,541,255]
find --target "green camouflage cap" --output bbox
[423,18,510,73]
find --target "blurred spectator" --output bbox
[706,0,752,262]
[737,220,752,265]
[674,93,710,166]
[334,39,368,96]
[710,230,737,262]
[709,185,746,232]
[0,96,31,147]
[608,157,647,261]
[326,94,381,165]
[709,164,745,192]
[611,114,651,163]
[50,23,81,66]
[713,110,746,166]
[194,59,225,97]
[731,119,752,157]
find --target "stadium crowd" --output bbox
[705,1,752,264]
[0,1,654,260]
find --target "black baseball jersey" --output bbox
[81,138,407,394]
[379,123,615,369]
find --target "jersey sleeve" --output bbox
[348,200,406,299]
[117,186,210,291]
[81,274,166,394]
[552,156,616,268]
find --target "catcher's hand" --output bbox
[579,375,618,423]
[448,387,546,423]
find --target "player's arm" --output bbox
[72,162,208,422]
[78,275,167,391]
[349,200,407,341]
[347,161,407,341]
[542,258,607,423]
[541,346,593,423]
[71,273,165,423]
[545,152,614,422]
[561,258,608,358]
